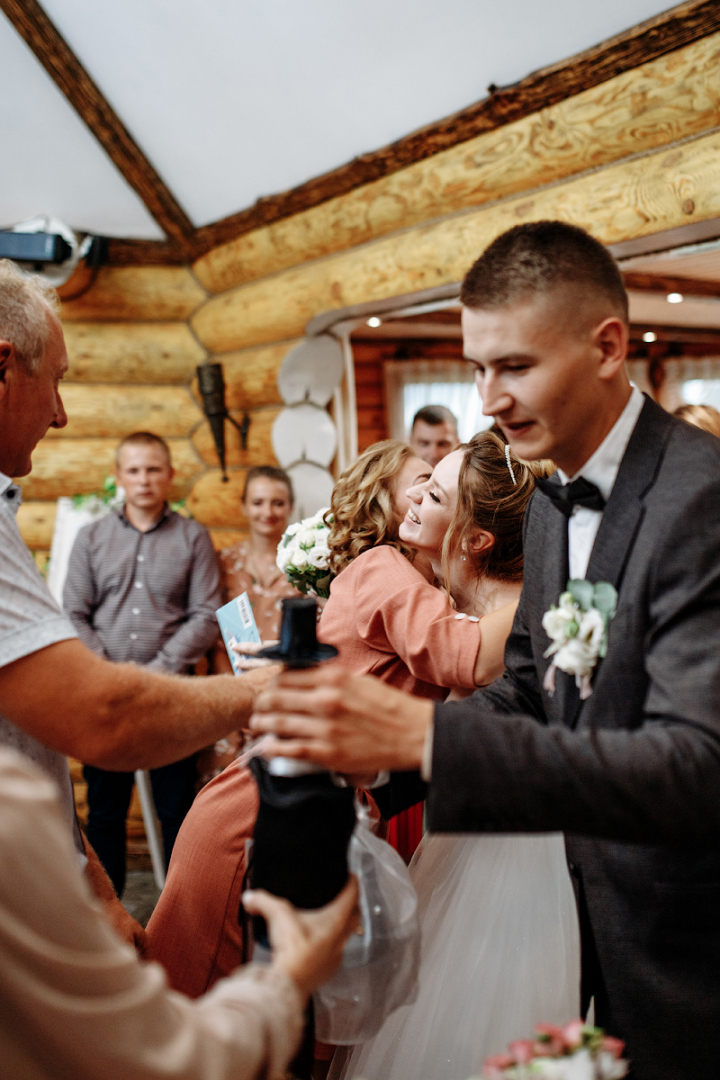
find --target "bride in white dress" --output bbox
[333,434,580,1080]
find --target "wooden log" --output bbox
[186,471,249,529]
[193,31,720,294]
[209,529,249,552]
[46,385,203,440]
[192,408,279,468]
[32,551,50,577]
[191,342,297,410]
[64,323,206,383]
[19,438,204,501]
[192,130,720,353]
[60,267,206,323]
[16,502,57,551]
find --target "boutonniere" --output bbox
[542,580,618,700]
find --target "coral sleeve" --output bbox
[351,547,480,690]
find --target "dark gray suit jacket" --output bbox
[395,397,720,1079]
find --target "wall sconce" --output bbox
[196,362,251,482]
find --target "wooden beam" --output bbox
[194,28,720,294]
[0,0,197,256]
[622,272,720,298]
[191,129,720,353]
[629,324,720,346]
[105,238,187,266]
[193,0,720,258]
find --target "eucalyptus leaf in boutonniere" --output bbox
[542,580,618,700]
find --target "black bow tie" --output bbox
[535,475,606,518]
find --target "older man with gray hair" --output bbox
[0,259,358,1080]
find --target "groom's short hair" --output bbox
[460,221,628,324]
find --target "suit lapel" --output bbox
[586,396,673,589]
[562,396,674,729]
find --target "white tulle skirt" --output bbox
[331,831,580,1080]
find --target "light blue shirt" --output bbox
[0,472,82,853]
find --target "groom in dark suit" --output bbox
[251,221,720,1080]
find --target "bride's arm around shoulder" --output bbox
[473,601,519,687]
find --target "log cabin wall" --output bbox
[16,265,300,559]
[13,28,720,554]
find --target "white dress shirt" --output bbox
[0,471,83,857]
[558,386,645,580]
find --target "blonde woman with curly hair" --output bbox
[321,438,517,696]
[333,434,580,1080]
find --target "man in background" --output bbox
[408,404,459,467]
[64,431,221,894]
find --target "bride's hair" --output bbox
[326,440,419,575]
[441,430,550,588]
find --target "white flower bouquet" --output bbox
[482,1021,628,1079]
[542,580,618,700]
[276,509,334,599]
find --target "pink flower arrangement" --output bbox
[482,1021,628,1079]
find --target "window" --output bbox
[384,360,493,443]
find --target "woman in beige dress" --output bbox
[201,467,301,784]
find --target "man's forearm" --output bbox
[0,639,275,771]
[428,704,720,843]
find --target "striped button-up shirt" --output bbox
[63,506,222,672]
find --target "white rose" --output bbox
[530,1060,573,1079]
[307,543,330,569]
[578,607,605,652]
[554,637,595,677]
[296,527,317,549]
[290,548,309,572]
[542,604,578,643]
[276,546,289,572]
[284,521,301,537]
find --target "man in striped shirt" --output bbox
[64,431,221,894]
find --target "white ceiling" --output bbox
[3,0,675,239]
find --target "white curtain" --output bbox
[384,360,493,444]
[661,357,720,411]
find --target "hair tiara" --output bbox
[505,443,517,485]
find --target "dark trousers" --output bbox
[83,756,197,896]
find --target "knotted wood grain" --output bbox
[192,130,720,353]
[64,323,206,383]
[47,385,203,439]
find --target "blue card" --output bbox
[216,591,262,675]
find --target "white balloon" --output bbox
[277,335,344,406]
[272,404,337,468]
[287,463,335,522]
